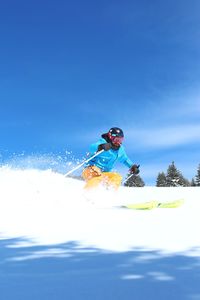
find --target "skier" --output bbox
[82,127,140,189]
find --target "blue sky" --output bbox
[0,0,200,184]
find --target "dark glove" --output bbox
[98,143,112,151]
[130,164,140,175]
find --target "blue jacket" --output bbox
[87,137,133,172]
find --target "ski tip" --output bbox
[157,199,184,208]
[124,199,185,210]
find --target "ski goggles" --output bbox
[110,135,124,145]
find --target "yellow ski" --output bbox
[124,199,184,210]
[125,201,159,210]
[157,199,184,208]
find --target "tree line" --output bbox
[124,162,200,187]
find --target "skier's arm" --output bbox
[89,142,100,154]
[119,148,140,173]
[89,140,111,153]
[122,157,140,174]
[122,157,133,168]
[118,151,133,168]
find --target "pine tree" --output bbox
[156,172,167,187]
[124,174,145,187]
[179,174,191,187]
[191,178,196,187]
[166,161,189,187]
[195,164,200,186]
[166,162,180,186]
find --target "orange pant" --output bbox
[82,166,122,190]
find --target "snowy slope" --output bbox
[0,167,200,256]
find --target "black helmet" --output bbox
[108,127,124,137]
[107,127,124,147]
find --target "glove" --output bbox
[130,164,140,175]
[98,143,112,151]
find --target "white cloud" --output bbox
[121,274,144,280]
[160,94,200,120]
[126,123,200,150]
[75,90,200,154]
[147,271,174,281]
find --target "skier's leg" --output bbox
[84,175,104,189]
[82,166,102,181]
[102,172,122,189]
[82,168,122,190]
[82,166,103,189]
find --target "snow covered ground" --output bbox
[0,167,200,299]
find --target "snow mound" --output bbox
[0,167,200,255]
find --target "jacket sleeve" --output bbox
[89,138,105,154]
[122,157,133,168]
[118,147,133,168]
[89,142,99,154]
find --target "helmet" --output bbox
[109,127,124,137]
[108,127,124,146]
